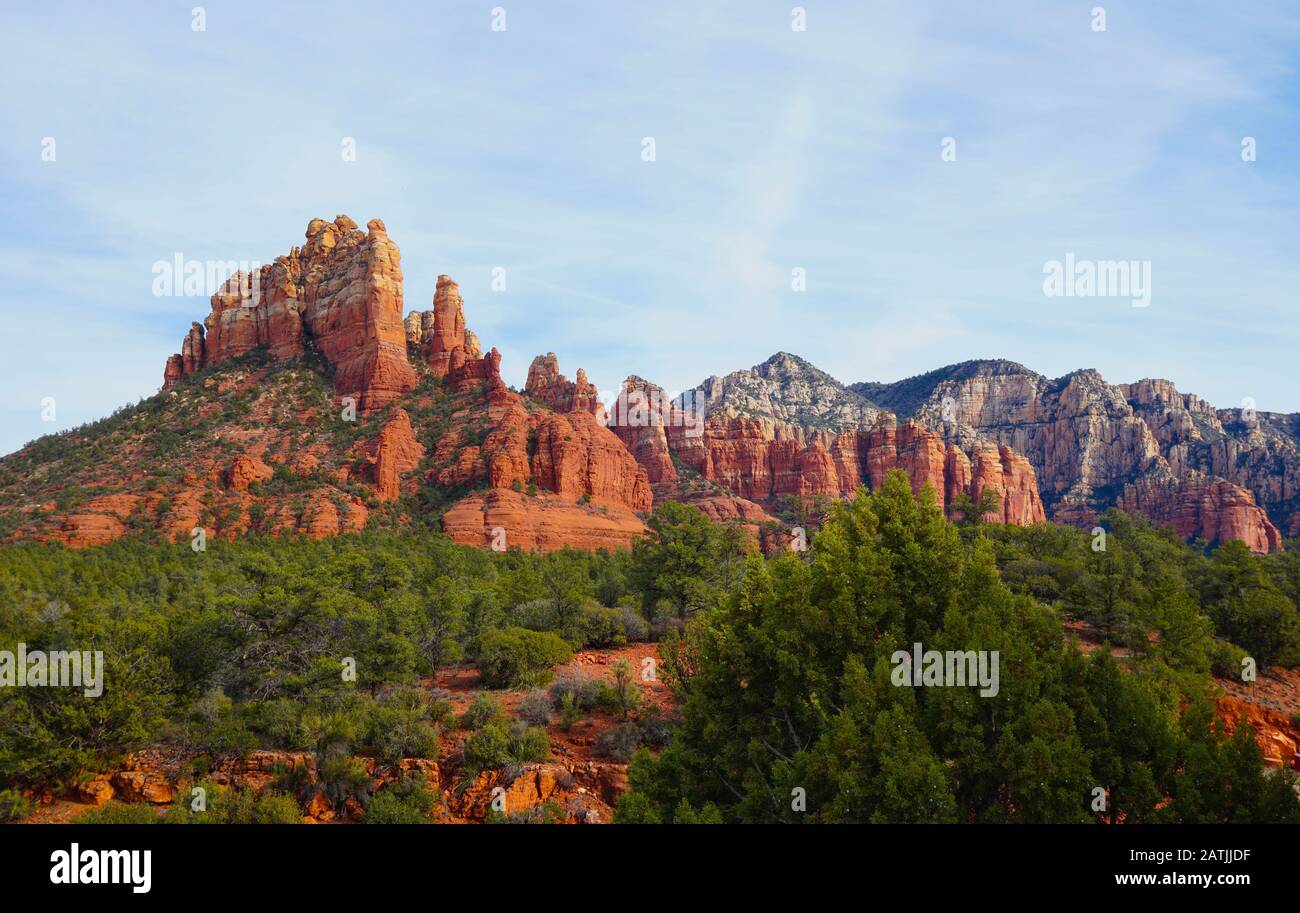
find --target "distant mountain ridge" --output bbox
[851,359,1297,550]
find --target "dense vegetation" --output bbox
[614,473,1300,823]
[2,470,1298,823]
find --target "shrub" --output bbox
[595,722,643,762]
[549,672,602,712]
[595,659,642,719]
[1210,640,1250,679]
[364,777,436,824]
[365,705,439,764]
[618,606,650,643]
[511,723,551,763]
[517,690,552,727]
[636,705,675,749]
[578,604,628,648]
[426,688,455,724]
[613,791,661,824]
[77,802,160,824]
[476,627,573,689]
[488,798,564,824]
[186,687,258,754]
[270,761,314,800]
[0,789,34,823]
[462,718,512,772]
[318,756,372,811]
[215,789,302,824]
[463,719,551,775]
[515,598,648,650]
[160,779,302,824]
[254,698,306,750]
[460,693,502,730]
[558,693,583,730]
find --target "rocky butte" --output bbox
[0,217,1291,554]
[164,216,417,413]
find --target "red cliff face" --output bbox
[422,344,652,551]
[162,215,418,413]
[368,409,425,502]
[432,392,652,552]
[1119,473,1282,553]
[605,376,678,485]
[649,407,1045,525]
[869,362,1289,552]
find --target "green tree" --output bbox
[630,501,746,620]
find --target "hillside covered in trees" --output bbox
[2,472,1299,823]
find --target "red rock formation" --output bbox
[425,275,469,378]
[441,489,647,552]
[529,411,651,511]
[180,322,205,374]
[413,276,506,396]
[431,352,653,550]
[607,377,679,485]
[163,354,183,389]
[53,513,128,548]
[50,495,140,548]
[649,408,1045,525]
[224,455,273,491]
[163,216,417,413]
[525,353,603,416]
[1119,473,1281,553]
[959,441,1047,525]
[1216,695,1300,768]
[368,409,424,502]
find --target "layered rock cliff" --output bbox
[163,216,417,413]
[854,360,1290,551]
[610,354,1046,527]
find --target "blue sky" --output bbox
[2,1,1298,455]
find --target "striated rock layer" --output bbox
[610,356,1046,527]
[856,360,1289,552]
[163,216,417,413]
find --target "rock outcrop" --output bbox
[606,376,678,485]
[1119,472,1282,553]
[441,489,648,552]
[367,409,424,502]
[224,455,273,491]
[616,357,1046,526]
[430,369,652,550]
[525,353,602,417]
[856,360,1291,551]
[162,216,418,413]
